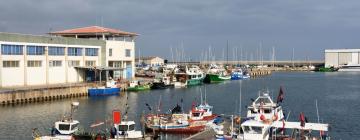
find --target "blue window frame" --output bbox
[48,47,65,56]
[68,47,82,56]
[85,48,98,56]
[1,44,23,55]
[27,45,45,55]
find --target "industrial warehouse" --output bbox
[325,49,360,71]
[0,26,138,88]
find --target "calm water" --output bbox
[0,72,359,140]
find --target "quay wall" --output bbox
[0,85,89,105]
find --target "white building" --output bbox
[0,26,138,87]
[325,49,360,68]
[136,56,164,67]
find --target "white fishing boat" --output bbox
[33,102,86,140]
[246,90,284,122]
[109,121,145,139]
[338,63,360,71]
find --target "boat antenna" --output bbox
[239,80,242,116]
[200,88,203,105]
[204,87,207,104]
[315,99,322,139]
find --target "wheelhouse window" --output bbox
[27,45,45,55]
[129,124,135,131]
[49,60,62,67]
[71,123,78,130]
[58,124,70,131]
[1,44,23,55]
[3,61,20,67]
[125,49,131,57]
[118,125,128,131]
[27,60,42,67]
[48,47,65,56]
[85,48,98,56]
[68,47,82,56]
[192,112,201,117]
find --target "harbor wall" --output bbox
[0,85,89,105]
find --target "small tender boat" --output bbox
[338,63,360,71]
[127,80,151,91]
[231,68,244,80]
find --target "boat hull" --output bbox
[146,124,205,134]
[151,83,173,89]
[127,85,151,91]
[187,77,204,86]
[88,87,120,96]
[204,74,230,83]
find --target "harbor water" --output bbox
[0,72,359,139]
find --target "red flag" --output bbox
[113,110,121,124]
[277,86,284,103]
[299,112,305,127]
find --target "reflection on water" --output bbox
[0,72,359,139]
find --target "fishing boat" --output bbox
[231,67,250,80]
[338,63,360,71]
[174,65,205,87]
[151,75,173,89]
[32,102,96,140]
[237,118,330,140]
[88,78,120,96]
[109,110,153,140]
[246,89,285,122]
[127,80,151,91]
[204,64,231,83]
[145,95,217,133]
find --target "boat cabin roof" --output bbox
[119,121,136,125]
[242,120,271,127]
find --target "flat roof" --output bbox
[325,49,360,53]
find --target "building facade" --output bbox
[325,49,360,68]
[0,26,138,87]
[136,56,164,67]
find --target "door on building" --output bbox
[126,67,132,79]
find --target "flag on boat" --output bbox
[113,110,121,124]
[299,112,305,127]
[277,86,285,103]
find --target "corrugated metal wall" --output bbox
[338,52,352,65]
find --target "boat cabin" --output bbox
[129,80,140,87]
[241,120,272,140]
[247,92,284,121]
[113,121,144,139]
[190,103,213,120]
[53,120,80,135]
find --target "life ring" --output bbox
[260,114,265,121]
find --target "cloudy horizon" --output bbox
[1,0,360,61]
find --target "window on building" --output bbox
[1,44,23,55]
[49,60,62,67]
[85,48,98,56]
[125,49,131,57]
[68,47,82,56]
[27,60,42,67]
[109,61,121,67]
[3,61,20,67]
[109,48,112,56]
[26,45,45,55]
[68,60,80,67]
[85,61,96,66]
[48,47,65,56]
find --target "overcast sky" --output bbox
[1,0,360,61]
